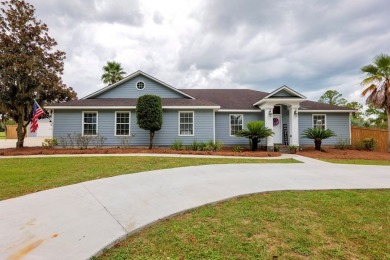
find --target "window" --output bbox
[313,114,326,129]
[179,111,194,136]
[136,81,145,90]
[230,114,243,136]
[83,112,97,135]
[115,112,130,136]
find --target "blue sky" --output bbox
[30,0,390,104]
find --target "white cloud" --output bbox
[28,0,390,103]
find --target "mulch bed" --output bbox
[298,147,390,160]
[0,147,281,157]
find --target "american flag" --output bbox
[30,100,45,133]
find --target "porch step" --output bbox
[275,145,294,153]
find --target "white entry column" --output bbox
[288,105,300,146]
[263,106,274,151]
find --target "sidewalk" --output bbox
[0,137,46,149]
[0,157,389,259]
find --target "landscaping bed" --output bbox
[0,146,281,157]
[298,147,390,160]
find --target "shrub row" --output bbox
[171,140,223,152]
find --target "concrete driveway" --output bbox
[0,137,47,149]
[0,155,389,259]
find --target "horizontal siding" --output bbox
[95,75,185,99]
[215,112,264,146]
[53,109,214,146]
[299,113,350,145]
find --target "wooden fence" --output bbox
[351,126,388,152]
[5,125,18,139]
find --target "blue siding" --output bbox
[53,109,214,146]
[94,75,186,99]
[215,112,265,146]
[299,113,350,145]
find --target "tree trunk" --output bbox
[387,108,390,153]
[16,120,26,148]
[251,138,258,151]
[149,130,155,150]
[314,139,322,151]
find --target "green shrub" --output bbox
[190,140,200,151]
[362,138,376,151]
[171,139,183,150]
[42,138,58,148]
[232,145,244,152]
[274,144,280,152]
[335,138,351,150]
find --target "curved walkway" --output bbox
[1,155,390,259]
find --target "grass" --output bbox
[0,132,5,139]
[323,159,390,166]
[98,190,390,259]
[0,156,299,200]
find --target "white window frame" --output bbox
[82,111,98,136]
[229,114,244,136]
[312,114,326,129]
[136,81,145,90]
[115,111,131,136]
[178,111,195,136]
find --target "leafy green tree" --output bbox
[318,90,347,106]
[361,53,390,152]
[235,121,274,151]
[365,104,387,128]
[101,61,126,85]
[0,0,77,148]
[136,95,163,149]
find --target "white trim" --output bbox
[135,81,145,91]
[263,85,306,99]
[254,98,307,106]
[82,70,195,99]
[218,109,259,112]
[46,106,220,110]
[312,114,326,129]
[163,106,220,109]
[349,113,352,145]
[213,110,216,143]
[82,111,98,136]
[299,110,356,113]
[178,111,195,136]
[229,114,244,136]
[114,111,131,136]
[51,109,54,138]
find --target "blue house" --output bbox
[47,70,355,150]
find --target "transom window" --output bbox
[115,112,130,136]
[136,81,145,90]
[230,114,243,136]
[313,114,326,129]
[179,111,194,136]
[83,112,97,135]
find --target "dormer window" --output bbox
[136,81,145,90]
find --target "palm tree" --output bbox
[361,53,390,152]
[101,61,126,85]
[302,128,336,151]
[235,121,274,151]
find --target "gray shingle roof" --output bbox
[49,89,355,111]
[49,98,219,107]
[179,89,268,110]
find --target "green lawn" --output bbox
[98,190,390,259]
[0,156,299,200]
[323,159,390,166]
[0,132,5,139]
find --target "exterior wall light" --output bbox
[269,110,272,117]
[294,109,298,116]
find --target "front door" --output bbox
[273,106,282,143]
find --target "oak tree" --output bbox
[0,0,76,147]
